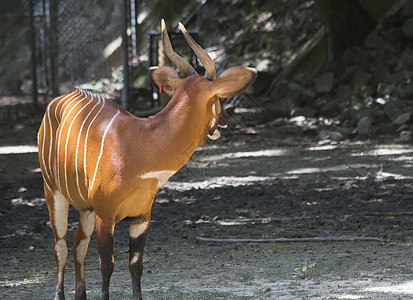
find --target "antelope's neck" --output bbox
[142,94,207,170]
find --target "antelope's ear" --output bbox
[212,67,257,98]
[150,66,182,96]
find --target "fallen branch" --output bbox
[196,236,384,243]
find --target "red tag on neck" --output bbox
[159,84,163,93]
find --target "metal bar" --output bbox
[29,0,38,110]
[130,0,137,57]
[121,0,130,109]
[47,0,59,96]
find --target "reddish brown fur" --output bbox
[38,26,256,300]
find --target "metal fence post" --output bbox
[29,0,38,110]
[121,0,130,109]
[47,0,59,97]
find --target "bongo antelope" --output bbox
[38,20,256,300]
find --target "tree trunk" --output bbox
[315,0,377,54]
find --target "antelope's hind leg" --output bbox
[95,215,115,300]
[74,209,96,300]
[129,219,150,300]
[45,189,70,300]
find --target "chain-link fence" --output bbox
[0,0,206,110]
[0,0,137,107]
[1,0,260,117]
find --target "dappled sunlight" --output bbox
[165,175,275,191]
[308,144,340,151]
[336,294,365,299]
[10,197,45,207]
[201,149,288,162]
[0,276,44,288]
[350,145,413,157]
[365,279,413,296]
[286,167,323,174]
[0,145,38,154]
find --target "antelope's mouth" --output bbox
[207,109,228,140]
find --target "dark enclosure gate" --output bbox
[0,0,140,108]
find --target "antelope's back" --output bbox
[38,88,121,208]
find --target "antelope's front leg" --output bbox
[129,219,150,300]
[95,216,115,300]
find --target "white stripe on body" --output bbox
[89,109,121,191]
[75,100,101,203]
[63,91,93,202]
[56,91,83,192]
[57,91,88,200]
[47,94,71,185]
[83,99,106,191]
[40,95,64,188]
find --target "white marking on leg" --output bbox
[129,221,149,239]
[56,239,68,284]
[140,170,176,188]
[89,109,121,191]
[130,252,140,265]
[75,210,95,281]
[80,210,96,236]
[83,100,106,190]
[76,239,90,281]
[53,191,69,238]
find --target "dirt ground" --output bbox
[1,102,413,300]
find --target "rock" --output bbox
[269,82,289,102]
[290,116,306,125]
[336,84,353,98]
[354,50,370,69]
[357,116,372,137]
[364,31,387,49]
[319,101,340,117]
[404,1,413,17]
[319,130,345,142]
[255,59,272,72]
[288,82,304,102]
[336,126,353,138]
[302,89,316,100]
[293,73,312,85]
[314,72,334,93]
[384,100,403,122]
[400,82,413,98]
[264,99,291,118]
[372,64,390,85]
[291,107,317,118]
[380,28,401,48]
[352,71,372,94]
[393,112,411,125]
[402,17,413,38]
[288,82,305,93]
[343,66,359,82]
[377,84,395,96]
[359,0,396,20]
[399,130,411,141]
